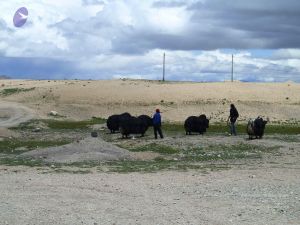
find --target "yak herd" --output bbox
[107,112,268,140]
[107,113,152,138]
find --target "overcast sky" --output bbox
[0,0,300,81]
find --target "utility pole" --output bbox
[231,54,234,82]
[162,52,166,82]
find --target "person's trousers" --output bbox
[230,122,237,135]
[154,125,164,139]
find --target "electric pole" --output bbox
[231,54,234,82]
[162,52,165,82]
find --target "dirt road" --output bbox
[0,101,35,128]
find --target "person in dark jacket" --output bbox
[153,109,164,139]
[227,104,239,136]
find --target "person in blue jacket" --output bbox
[153,109,164,139]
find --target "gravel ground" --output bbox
[22,137,133,163]
[0,100,299,224]
[0,165,299,225]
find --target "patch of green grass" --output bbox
[163,122,300,135]
[10,119,41,130]
[50,169,92,174]
[98,159,231,173]
[163,123,184,134]
[0,157,44,167]
[96,143,280,173]
[0,154,232,173]
[126,143,180,154]
[0,135,281,173]
[208,123,237,134]
[0,139,70,154]
[163,122,246,135]
[11,118,106,130]
[208,123,300,135]
[264,125,300,135]
[45,117,106,129]
[183,144,279,162]
[0,87,35,96]
[100,159,173,173]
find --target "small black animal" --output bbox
[106,112,131,133]
[184,114,209,135]
[247,117,268,139]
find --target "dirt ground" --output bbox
[0,164,299,225]
[0,101,35,128]
[0,80,300,224]
[1,79,300,122]
[1,130,300,225]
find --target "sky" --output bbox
[0,0,300,82]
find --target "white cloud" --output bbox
[0,0,299,82]
[272,49,300,59]
[73,49,299,82]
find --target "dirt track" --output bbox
[0,101,35,128]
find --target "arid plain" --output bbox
[0,79,299,225]
[1,79,300,122]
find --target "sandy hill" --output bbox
[0,79,300,123]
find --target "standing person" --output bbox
[153,109,164,139]
[227,104,239,136]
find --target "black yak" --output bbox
[106,112,131,133]
[119,116,150,138]
[184,114,209,135]
[247,117,268,139]
[138,115,153,127]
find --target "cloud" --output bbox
[152,1,188,8]
[187,0,300,50]
[82,0,104,6]
[2,0,300,57]
[272,49,300,59]
[2,49,299,82]
[0,0,299,82]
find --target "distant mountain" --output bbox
[0,75,10,79]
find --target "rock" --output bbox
[33,127,41,132]
[51,165,55,169]
[50,111,58,116]
[15,147,27,151]
[91,131,98,138]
